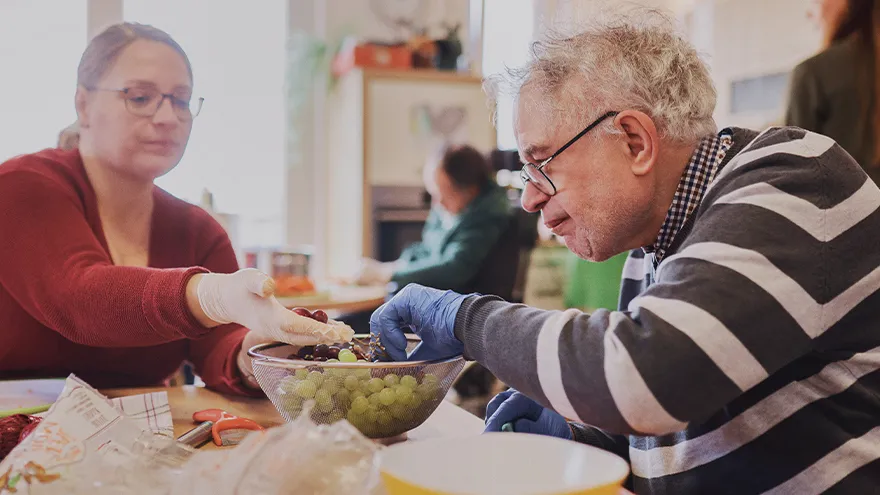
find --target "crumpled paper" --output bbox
[0,376,380,495]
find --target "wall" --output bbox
[289,0,473,279]
[695,0,821,129]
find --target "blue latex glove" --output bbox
[369,284,467,361]
[484,389,573,440]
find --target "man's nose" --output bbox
[521,181,550,213]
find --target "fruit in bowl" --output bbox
[247,337,465,439]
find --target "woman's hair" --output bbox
[77,22,192,89]
[828,1,880,164]
[438,144,492,190]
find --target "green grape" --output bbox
[339,349,357,363]
[388,403,407,419]
[369,392,382,407]
[335,388,351,406]
[400,375,418,389]
[408,393,423,408]
[322,377,341,395]
[326,410,345,423]
[306,370,325,386]
[355,369,372,380]
[421,374,439,387]
[379,388,396,406]
[350,396,369,414]
[293,380,317,399]
[367,378,385,393]
[315,389,332,406]
[329,366,348,378]
[395,386,413,404]
[315,389,334,414]
[279,394,304,416]
[344,374,360,391]
[347,409,365,426]
[366,406,379,423]
[294,368,309,380]
[278,376,298,394]
[383,374,400,387]
[350,389,366,401]
[416,383,437,400]
[377,410,393,426]
[327,358,339,363]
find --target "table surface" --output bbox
[102,385,485,449]
[276,284,387,314]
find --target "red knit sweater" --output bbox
[0,148,256,395]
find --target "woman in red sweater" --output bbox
[0,23,349,395]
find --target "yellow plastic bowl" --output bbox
[379,432,629,495]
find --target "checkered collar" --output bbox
[644,130,734,264]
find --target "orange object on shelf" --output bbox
[332,39,412,77]
[273,275,316,296]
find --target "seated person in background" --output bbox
[354,144,512,292]
[0,23,345,394]
[57,122,80,150]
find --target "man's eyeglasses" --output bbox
[521,111,619,196]
[88,86,204,121]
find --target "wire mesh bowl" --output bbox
[248,336,466,439]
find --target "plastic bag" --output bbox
[37,402,380,495]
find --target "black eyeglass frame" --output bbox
[520,111,620,196]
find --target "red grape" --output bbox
[312,310,329,323]
[292,307,312,318]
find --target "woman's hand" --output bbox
[186,269,354,345]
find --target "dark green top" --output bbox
[786,35,880,183]
[391,182,512,290]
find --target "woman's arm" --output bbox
[0,170,213,346]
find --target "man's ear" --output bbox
[75,86,90,128]
[614,110,659,177]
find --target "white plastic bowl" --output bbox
[379,432,629,495]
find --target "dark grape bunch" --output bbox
[288,307,367,362]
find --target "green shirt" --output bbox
[391,182,512,290]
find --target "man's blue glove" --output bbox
[484,389,572,440]
[368,284,468,361]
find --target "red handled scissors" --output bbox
[192,408,265,446]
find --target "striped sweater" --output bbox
[454,127,880,494]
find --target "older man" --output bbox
[369,14,880,495]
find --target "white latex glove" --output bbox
[197,269,354,346]
[354,258,395,286]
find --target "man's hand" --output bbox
[369,284,467,361]
[484,389,572,439]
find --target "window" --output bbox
[124,0,287,247]
[482,0,534,150]
[0,0,86,162]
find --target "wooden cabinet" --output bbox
[322,68,496,279]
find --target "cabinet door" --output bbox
[366,77,496,187]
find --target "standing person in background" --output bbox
[0,23,350,394]
[786,0,880,182]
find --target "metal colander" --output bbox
[247,337,465,439]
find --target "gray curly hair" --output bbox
[485,10,717,143]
